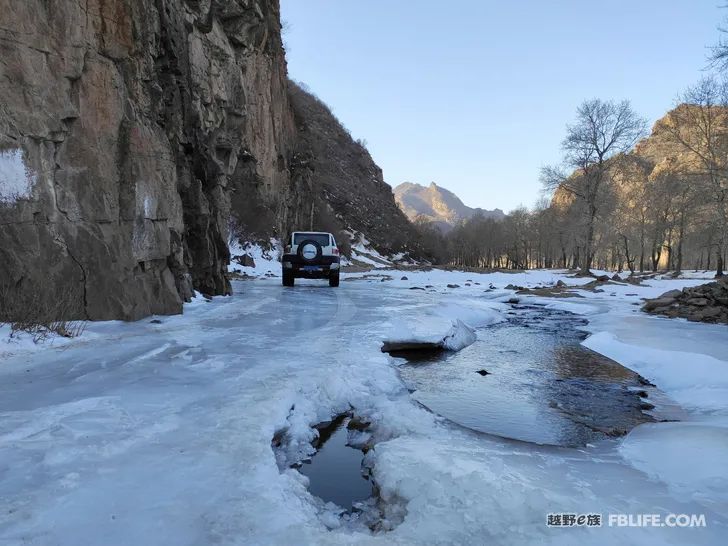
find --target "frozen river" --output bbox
[1,272,727,545]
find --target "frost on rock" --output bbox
[0,148,35,203]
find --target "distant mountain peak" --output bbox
[393,182,504,231]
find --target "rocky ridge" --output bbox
[394,181,504,232]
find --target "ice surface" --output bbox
[620,421,728,512]
[1,269,727,544]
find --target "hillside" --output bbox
[548,103,728,273]
[394,182,504,231]
[286,81,421,255]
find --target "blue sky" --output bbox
[280,1,724,213]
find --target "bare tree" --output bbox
[541,99,647,274]
[709,6,728,73]
[662,77,728,277]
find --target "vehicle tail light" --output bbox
[285,245,291,253]
[332,247,339,255]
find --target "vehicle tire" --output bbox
[283,271,294,287]
[296,239,323,263]
[329,272,340,287]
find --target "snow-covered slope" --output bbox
[228,237,281,277]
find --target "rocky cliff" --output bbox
[0,0,422,321]
[394,181,504,232]
[0,0,300,320]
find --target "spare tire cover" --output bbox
[297,239,322,262]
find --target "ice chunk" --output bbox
[382,319,476,354]
[441,320,477,351]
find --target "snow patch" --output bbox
[346,230,420,268]
[228,238,281,277]
[349,232,392,269]
[0,148,35,203]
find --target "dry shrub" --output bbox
[0,281,86,343]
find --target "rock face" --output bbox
[0,0,297,320]
[0,0,426,321]
[394,181,505,232]
[643,279,728,324]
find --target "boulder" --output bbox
[234,254,256,268]
[643,297,678,312]
[642,278,728,324]
[660,289,683,299]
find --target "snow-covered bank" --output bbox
[1,269,726,545]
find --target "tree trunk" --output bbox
[675,211,685,275]
[717,247,725,278]
[583,205,596,274]
[621,234,635,274]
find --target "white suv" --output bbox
[281,231,341,287]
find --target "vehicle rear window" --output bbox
[293,233,331,246]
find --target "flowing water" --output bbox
[397,304,661,447]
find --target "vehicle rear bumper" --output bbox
[282,254,340,278]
